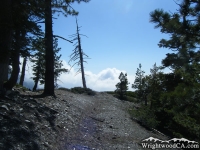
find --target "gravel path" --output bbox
[53,90,168,150]
[0,89,170,150]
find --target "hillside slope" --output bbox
[0,89,169,150]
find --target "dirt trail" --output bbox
[0,89,169,150]
[54,90,168,150]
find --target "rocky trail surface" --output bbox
[0,89,169,150]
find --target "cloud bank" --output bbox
[20,59,135,91]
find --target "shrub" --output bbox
[129,105,159,129]
[70,87,96,96]
[14,84,29,91]
[58,87,70,91]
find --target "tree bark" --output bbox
[0,0,12,92]
[19,56,27,86]
[77,21,87,89]
[4,30,21,90]
[79,45,87,89]
[43,0,55,95]
[32,58,41,91]
[32,77,39,91]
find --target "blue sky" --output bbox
[23,0,180,91]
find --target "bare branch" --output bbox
[79,34,88,38]
[53,35,73,43]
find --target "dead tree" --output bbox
[19,56,27,86]
[69,18,90,89]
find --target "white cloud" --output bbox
[59,61,135,91]
[19,59,135,91]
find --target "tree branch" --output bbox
[53,35,73,43]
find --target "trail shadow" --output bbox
[0,91,58,149]
[0,113,39,150]
[30,93,57,98]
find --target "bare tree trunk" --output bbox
[43,0,55,95]
[32,77,39,91]
[32,58,41,91]
[19,56,27,86]
[0,0,12,92]
[76,21,87,89]
[79,44,87,89]
[4,30,21,90]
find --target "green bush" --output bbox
[106,91,137,102]
[126,96,137,102]
[126,91,137,97]
[129,105,159,129]
[14,84,29,91]
[158,85,200,142]
[70,87,96,96]
[58,87,70,91]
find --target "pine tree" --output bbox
[31,37,67,91]
[150,0,200,80]
[149,63,161,109]
[0,0,12,93]
[43,0,54,95]
[132,63,146,105]
[43,0,90,96]
[115,72,129,100]
[53,38,68,88]
[2,0,44,91]
[150,0,200,140]
[31,37,45,91]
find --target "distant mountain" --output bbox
[142,137,166,143]
[168,138,198,144]
[142,137,198,144]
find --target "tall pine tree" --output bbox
[132,63,146,105]
[31,37,67,91]
[115,72,129,100]
[0,0,12,93]
[150,0,200,140]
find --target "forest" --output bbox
[0,0,90,96]
[114,0,200,143]
[0,0,199,147]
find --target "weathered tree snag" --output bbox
[19,56,27,86]
[69,19,89,89]
[0,0,12,92]
[77,24,87,89]
[43,0,55,96]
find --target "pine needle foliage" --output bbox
[31,37,68,91]
[115,72,129,100]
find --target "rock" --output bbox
[0,89,170,150]
[1,105,9,111]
